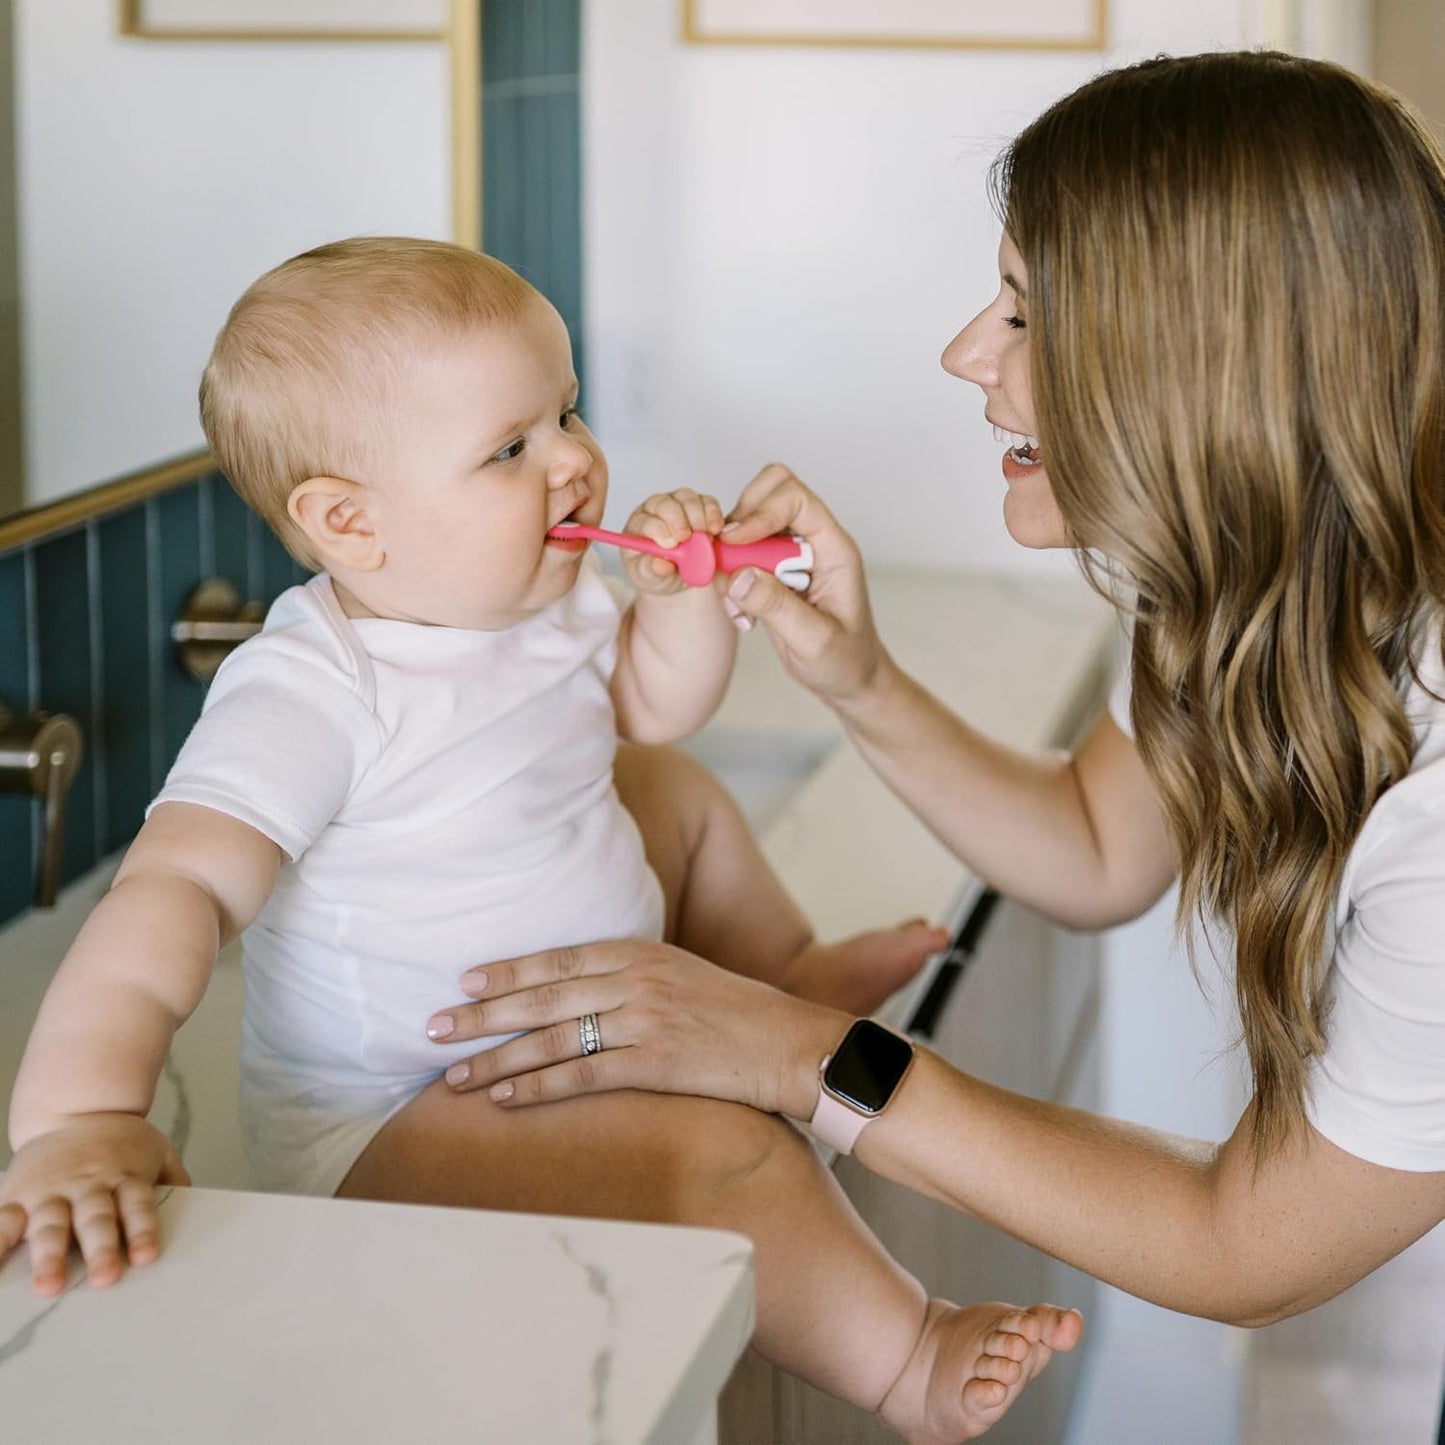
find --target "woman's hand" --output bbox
[0,1114,190,1296]
[427,940,850,1119]
[722,463,892,707]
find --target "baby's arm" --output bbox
[611,488,739,743]
[1,802,281,1293]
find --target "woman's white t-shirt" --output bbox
[1107,640,1445,1172]
[150,559,665,1196]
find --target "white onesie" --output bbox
[151,557,665,1197]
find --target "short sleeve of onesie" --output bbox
[149,582,382,862]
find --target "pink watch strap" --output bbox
[808,1057,873,1155]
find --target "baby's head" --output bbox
[201,236,607,629]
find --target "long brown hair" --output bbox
[994,51,1445,1153]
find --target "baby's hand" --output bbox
[623,488,725,595]
[0,1113,189,1296]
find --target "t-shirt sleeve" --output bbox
[1307,802,1445,1172]
[148,638,382,862]
[1106,619,1133,739]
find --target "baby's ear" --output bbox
[287,477,384,572]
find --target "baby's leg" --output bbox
[338,1082,1075,1438]
[615,743,943,1012]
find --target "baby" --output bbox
[1,238,1078,1441]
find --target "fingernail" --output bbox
[489,1082,514,1102]
[722,596,742,620]
[446,1062,470,1087]
[427,1014,455,1040]
[728,569,756,602]
[732,615,754,634]
[722,520,740,533]
[462,970,488,994]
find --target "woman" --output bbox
[432,50,1445,1351]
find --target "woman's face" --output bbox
[941,233,1069,550]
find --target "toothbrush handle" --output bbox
[713,535,814,591]
[551,524,813,589]
[549,524,673,562]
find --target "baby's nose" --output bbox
[549,437,593,484]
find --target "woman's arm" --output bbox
[836,668,1175,930]
[433,942,1445,1327]
[862,1049,1445,1327]
[718,466,1175,929]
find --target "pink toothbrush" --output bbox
[548,523,814,592]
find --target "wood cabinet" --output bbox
[720,899,1101,1443]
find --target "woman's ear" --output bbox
[287,477,384,572]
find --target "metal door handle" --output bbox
[0,700,85,908]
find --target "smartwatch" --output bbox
[808,1018,916,1155]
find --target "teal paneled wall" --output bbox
[482,0,585,393]
[0,473,307,926]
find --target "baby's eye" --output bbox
[491,438,526,463]
[1005,314,1027,331]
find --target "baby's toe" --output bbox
[983,1329,1031,1362]
[973,1352,1024,1387]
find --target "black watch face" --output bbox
[823,1019,913,1114]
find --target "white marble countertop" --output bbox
[0,1186,753,1445]
[0,563,1113,1441]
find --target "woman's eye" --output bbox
[560,406,581,428]
[1005,315,1028,331]
[491,439,526,463]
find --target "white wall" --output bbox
[581,0,1364,573]
[15,1,451,506]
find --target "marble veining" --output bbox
[555,1226,619,1443]
[0,1273,84,1367]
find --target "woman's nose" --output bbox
[940,313,996,388]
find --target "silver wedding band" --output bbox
[579,1012,603,1056]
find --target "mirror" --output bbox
[0,0,472,521]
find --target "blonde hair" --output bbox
[994,52,1445,1153]
[200,237,539,565]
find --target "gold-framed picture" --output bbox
[681,0,1107,51]
[118,0,447,42]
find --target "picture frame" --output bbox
[118,0,447,42]
[681,0,1107,51]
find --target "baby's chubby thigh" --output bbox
[336,1070,820,1231]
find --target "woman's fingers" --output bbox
[726,566,838,652]
[726,464,855,557]
[434,944,643,1044]
[444,1013,642,1098]
[726,463,817,540]
[435,973,628,1042]
[459,942,633,1000]
[438,939,851,1120]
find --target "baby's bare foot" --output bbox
[786,918,948,1013]
[878,1298,1083,1443]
